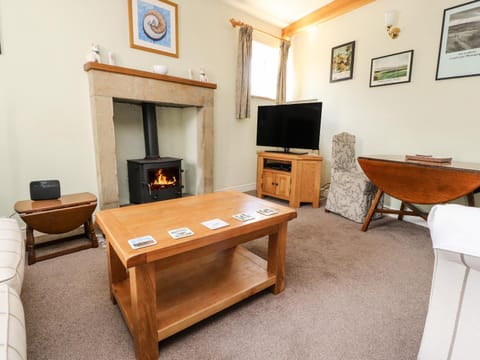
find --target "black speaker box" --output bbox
[30,180,61,201]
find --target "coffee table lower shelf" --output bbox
[111,246,276,341]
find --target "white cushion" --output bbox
[0,219,24,295]
[0,284,26,360]
[428,204,480,257]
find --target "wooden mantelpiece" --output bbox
[84,62,216,210]
[84,62,217,90]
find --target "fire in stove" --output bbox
[148,167,177,190]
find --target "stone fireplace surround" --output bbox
[84,62,216,209]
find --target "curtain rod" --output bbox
[229,18,287,41]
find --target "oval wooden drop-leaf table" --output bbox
[358,155,480,231]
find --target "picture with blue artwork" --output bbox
[129,0,178,58]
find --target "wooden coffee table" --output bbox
[95,191,297,360]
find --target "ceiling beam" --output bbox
[282,0,375,39]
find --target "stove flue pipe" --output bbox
[142,102,160,159]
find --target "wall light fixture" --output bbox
[385,10,400,39]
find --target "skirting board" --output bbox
[216,183,257,194]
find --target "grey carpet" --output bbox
[22,199,433,360]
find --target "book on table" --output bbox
[405,154,452,163]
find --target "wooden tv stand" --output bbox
[256,151,323,208]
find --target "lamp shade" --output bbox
[385,10,396,26]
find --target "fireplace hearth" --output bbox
[127,102,182,204]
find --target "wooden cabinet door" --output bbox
[262,171,277,194]
[262,171,290,197]
[276,173,291,197]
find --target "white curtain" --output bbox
[235,25,253,119]
[276,39,291,104]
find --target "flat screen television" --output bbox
[256,102,322,153]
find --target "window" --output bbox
[251,40,279,99]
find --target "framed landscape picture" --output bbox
[330,41,355,82]
[369,50,414,87]
[436,0,480,80]
[128,0,179,58]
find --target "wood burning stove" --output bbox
[127,102,183,204]
[127,157,182,203]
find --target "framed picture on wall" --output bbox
[369,50,414,87]
[330,41,355,82]
[436,0,480,80]
[128,0,179,58]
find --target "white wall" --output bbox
[3,0,475,217]
[0,0,280,215]
[289,0,479,207]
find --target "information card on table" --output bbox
[128,235,157,249]
[201,218,230,230]
[256,208,278,216]
[168,227,195,239]
[232,213,256,222]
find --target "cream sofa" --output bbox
[418,204,480,360]
[0,218,26,360]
